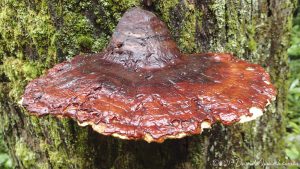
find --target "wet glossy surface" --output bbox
[22,7,276,142]
[103,7,182,70]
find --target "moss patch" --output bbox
[15,138,37,168]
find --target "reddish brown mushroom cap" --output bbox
[22,7,276,143]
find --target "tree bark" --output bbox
[0,0,295,168]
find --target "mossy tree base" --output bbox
[0,0,295,168]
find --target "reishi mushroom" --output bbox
[21,7,276,143]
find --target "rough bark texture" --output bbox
[0,0,295,168]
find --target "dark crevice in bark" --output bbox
[1,102,21,168]
[205,124,231,168]
[24,41,39,61]
[47,1,64,29]
[224,2,229,43]
[0,73,9,83]
[25,0,37,12]
[250,0,253,19]
[69,120,77,144]
[168,2,186,41]
[194,1,201,51]
[197,0,218,52]
[43,146,53,169]
[47,0,65,62]
[57,120,72,155]
[142,0,155,10]
[83,0,108,36]
[267,0,272,17]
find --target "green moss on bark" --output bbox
[15,138,38,168]
[155,0,202,53]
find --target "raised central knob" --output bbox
[103,7,182,70]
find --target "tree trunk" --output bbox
[0,0,294,168]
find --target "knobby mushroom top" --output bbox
[22,7,276,143]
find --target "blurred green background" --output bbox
[1,4,300,169]
[0,134,12,168]
[285,3,300,162]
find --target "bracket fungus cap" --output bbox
[22,7,276,143]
